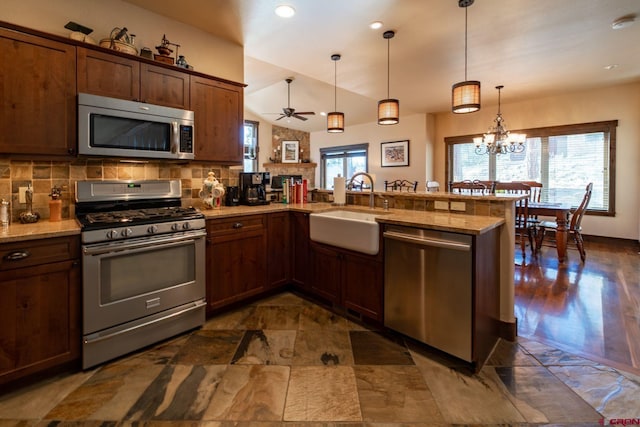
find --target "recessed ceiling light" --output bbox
[604,64,619,70]
[611,14,636,30]
[370,21,383,29]
[320,112,327,116]
[275,5,296,18]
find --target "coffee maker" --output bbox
[239,172,270,205]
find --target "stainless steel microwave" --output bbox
[78,93,194,160]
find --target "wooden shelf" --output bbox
[263,162,317,168]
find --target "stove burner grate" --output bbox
[83,206,201,226]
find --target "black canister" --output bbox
[225,186,240,206]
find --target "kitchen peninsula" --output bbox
[1,187,514,383]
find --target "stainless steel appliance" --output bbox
[383,225,473,362]
[76,180,206,369]
[78,93,195,160]
[239,172,270,205]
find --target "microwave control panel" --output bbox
[179,125,194,153]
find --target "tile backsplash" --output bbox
[0,159,240,223]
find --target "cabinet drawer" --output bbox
[207,215,265,237]
[0,236,80,271]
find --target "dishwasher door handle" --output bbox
[383,231,471,252]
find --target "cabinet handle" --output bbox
[4,250,30,261]
[232,222,244,229]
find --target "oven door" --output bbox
[82,229,205,335]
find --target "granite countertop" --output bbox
[0,219,81,244]
[0,202,504,244]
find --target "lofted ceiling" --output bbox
[125,0,640,132]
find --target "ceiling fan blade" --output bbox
[292,114,308,121]
[295,112,315,115]
[275,115,285,121]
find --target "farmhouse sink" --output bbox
[309,209,385,255]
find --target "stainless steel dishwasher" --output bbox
[384,224,473,362]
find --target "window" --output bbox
[446,121,617,215]
[243,120,258,172]
[320,143,369,190]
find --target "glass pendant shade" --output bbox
[327,111,344,133]
[452,80,481,113]
[378,99,399,125]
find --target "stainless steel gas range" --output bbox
[75,180,206,369]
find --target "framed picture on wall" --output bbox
[381,140,409,167]
[282,140,299,163]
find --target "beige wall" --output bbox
[310,113,434,191]
[3,0,244,83]
[434,82,640,240]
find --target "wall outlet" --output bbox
[434,200,449,210]
[19,187,28,204]
[451,201,467,212]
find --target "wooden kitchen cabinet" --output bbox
[342,251,383,321]
[0,236,81,385]
[190,76,244,163]
[309,241,384,322]
[206,215,266,313]
[0,28,76,156]
[77,47,190,109]
[267,211,290,288]
[290,211,310,289]
[309,242,342,303]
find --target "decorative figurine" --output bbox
[199,171,225,209]
[19,184,40,223]
[154,34,180,65]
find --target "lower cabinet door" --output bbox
[207,228,266,312]
[309,242,342,304]
[0,260,80,384]
[342,253,384,321]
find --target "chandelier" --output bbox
[474,85,526,155]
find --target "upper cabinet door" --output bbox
[190,76,243,164]
[77,48,189,109]
[77,47,140,101]
[0,29,76,156]
[140,63,190,110]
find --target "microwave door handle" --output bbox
[171,121,178,153]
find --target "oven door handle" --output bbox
[83,230,205,256]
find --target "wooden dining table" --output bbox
[528,202,573,262]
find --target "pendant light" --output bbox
[327,54,345,133]
[378,30,399,125]
[452,0,481,114]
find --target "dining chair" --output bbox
[494,182,537,258]
[536,182,593,263]
[513,181,543,203]
[449,180,489,194]
[384,179,418,192]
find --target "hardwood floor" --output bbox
[515,237,640,374]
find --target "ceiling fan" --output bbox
[267,78,315,121]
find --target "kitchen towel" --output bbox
[333,176,346,205]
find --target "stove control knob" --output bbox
[147,225,158,234]
[121,228,133,238]
[182,222,191,230]
[106,229,119,240]
[171,223,180,231]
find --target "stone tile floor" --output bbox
[1,291,639,426]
